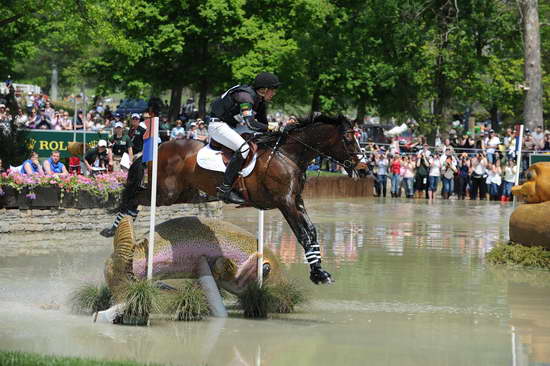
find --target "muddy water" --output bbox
[1,199,549,366]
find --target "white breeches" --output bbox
[208,121,250,158]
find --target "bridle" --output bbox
[285,125,363,173]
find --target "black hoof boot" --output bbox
[100,227,116,238]
[217,186,246,205]
[310,266,334,285]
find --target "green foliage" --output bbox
[486,241,550,270]
[237,280,307,318]
[118,279,161,319]
[70,282,113,314]
[0,350,163,366]
[268,279,308,314]
[163,281,210,321]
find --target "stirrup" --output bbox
[216,186,246,204]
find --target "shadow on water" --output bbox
[1,198,549,365]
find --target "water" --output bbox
[1,198,549,366]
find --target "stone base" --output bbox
[0,201,223,233]
[509,201,550,249]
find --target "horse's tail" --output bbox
[112,156,143,213]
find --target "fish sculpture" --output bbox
[512,162,550,203]
[104,216,281,295]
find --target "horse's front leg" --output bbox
[279,195,333,284]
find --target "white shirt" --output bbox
[504,166,516,182]
[429,158,441,176]
[486,136,501,154]
[377,158,388,176]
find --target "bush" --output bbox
[164,281,210,321]
[486,241,550,269]
[237,280,308,318]
[70,282,113,314]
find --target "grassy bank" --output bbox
[0,350,164,366]
[486,241,550,269]
[305,170,345,177]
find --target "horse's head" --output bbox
[309,114,362,176]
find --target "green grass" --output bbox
[162,282,210,321]
[237,280,308,318]
[69,283,113,315]
[486,241,550,269]
[0,350,165,366]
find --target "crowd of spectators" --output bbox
[355,126,550,201]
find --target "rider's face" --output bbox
[262,88,277,102]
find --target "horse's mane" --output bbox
[255,114,350,147]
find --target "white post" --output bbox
[147,117,160,280]
[257,210,264,287]
[513,125,524,207]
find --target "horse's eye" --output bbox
[262,263,271,278]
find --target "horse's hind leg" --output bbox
[278,195,333,284]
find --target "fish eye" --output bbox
[262,263,271,278]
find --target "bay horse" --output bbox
[102,114,361,284]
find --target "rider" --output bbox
[208,71,280,204]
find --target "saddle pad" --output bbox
[196,145,257,178]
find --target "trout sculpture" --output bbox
[104,216,281,295]
[511,162,550,203]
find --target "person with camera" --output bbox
[109,122,133,172]
[470,152,488,200]
[427,153,442,200]
[415,147,430,199]
[441,153,457,199]
[486,159,502,201]
[402,155,416,198]
[84,140,111,176]
[389,153,402,198]
[374,148,389,197]
[456,153,471,200]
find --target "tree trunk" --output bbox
[168,87,183,122]
[310,88,321,114]
[520,0,543,132]
[355,94,367,125]
[198,79,208,118]
[490,103,500,132]
[50,64,58,101]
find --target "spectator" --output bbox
[502,159,516,201]
[532,126,545,148]
[415,149,430,199]
[43,150,68,176]
[50,111,63,130]
[374,149,388,197]
[15,108,28,127]
[75,110,84,130]
[170,119,186,140]
[486,160,502,201]
[428,153,441,200]
[128,113,146,157]
[25,109,38,129]
[61,111,73,130]
[485,130,500,164]
[20,151,44,175]
[44,102,55,120]
[543,132,550,151]
[402,155,415,198]
[109,122,133,171]
[35,109,51,129]
[84,139,110,174]
[470,152,488,200]
[456,153,470,200]
[390,153,401,197]
[441,154,457,199]
[159,116,172,142]
[186,122,198,140]
[195,119,209,143]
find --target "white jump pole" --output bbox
[513,125,524,208]
[147,117,160,280]
[257,210,264,287]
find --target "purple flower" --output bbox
[26,192,36,200]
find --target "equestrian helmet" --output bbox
[253,72,281,89]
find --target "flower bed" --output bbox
[0,171,127,209]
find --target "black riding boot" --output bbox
[217,152,246,204]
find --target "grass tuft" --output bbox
[237,280,308,318]
[269,279,308,313]
[486,241,550,269]
[70,283,113,314]
[118,279,161,319]
[164,282,210,321]
[0,350,163,365]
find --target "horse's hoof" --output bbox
[100,227,116,238]
[310,268,334,285]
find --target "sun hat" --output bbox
[131,113,140,119]
[114,122,124,128]
[97,140,107,147]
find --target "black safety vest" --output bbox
[210,85,265,128]
[111,135,130,156]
